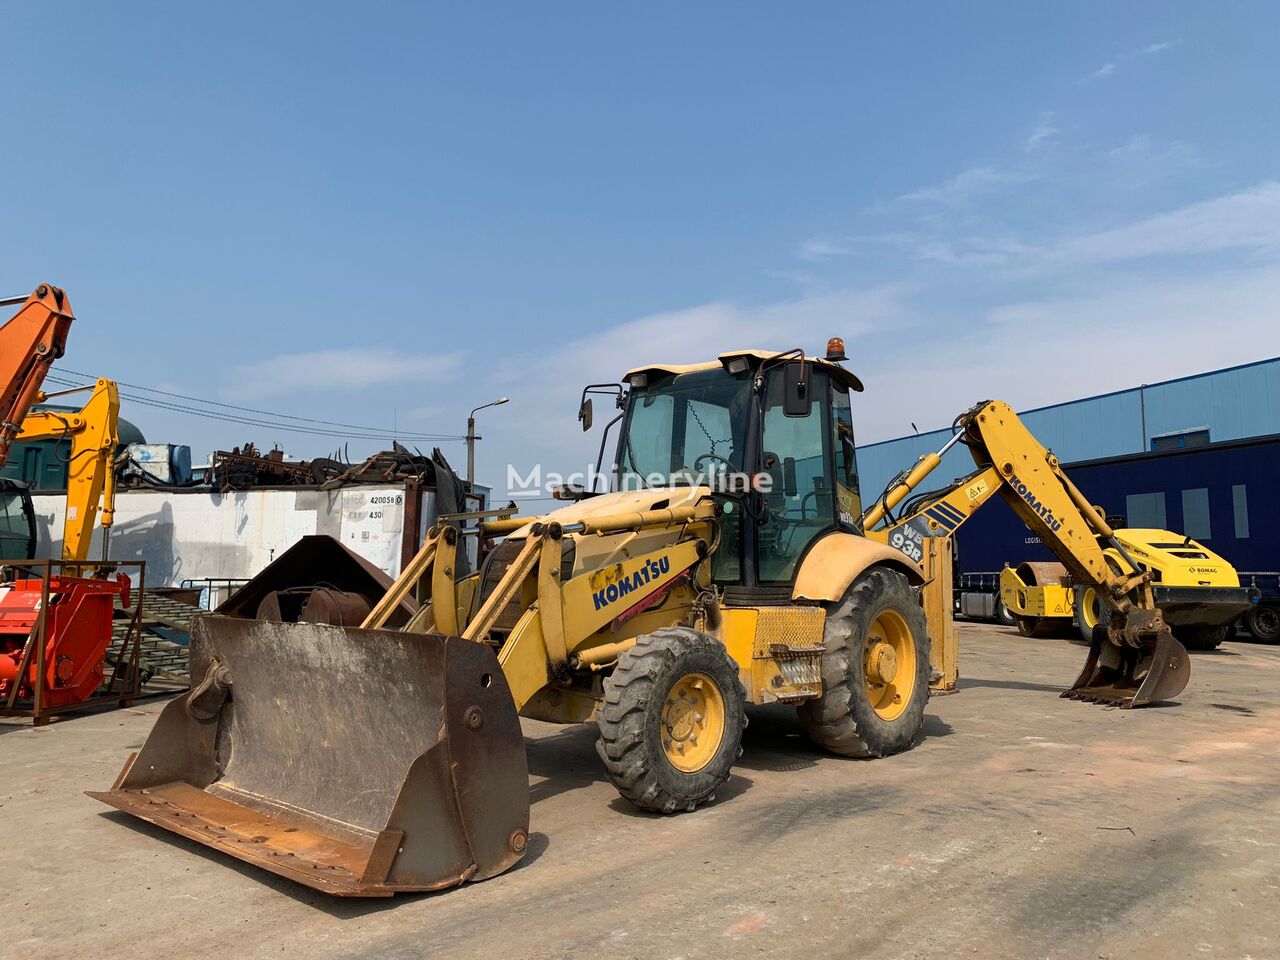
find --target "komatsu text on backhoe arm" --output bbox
[863,399,1189,707]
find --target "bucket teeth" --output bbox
[1063,617,1190,708]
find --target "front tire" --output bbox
[798,567,931,758]
[596,626,746,814]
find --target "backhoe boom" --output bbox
[863,400,1189,706]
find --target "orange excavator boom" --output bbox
[0,285,74,470]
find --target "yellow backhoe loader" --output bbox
[92,342,1190,896]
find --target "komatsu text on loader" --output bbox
[93,342,1191,896]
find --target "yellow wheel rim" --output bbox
[661,672,726,773]
[863,609,917,722]
[1080,587,1101,630]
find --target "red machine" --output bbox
[0,574,131,707]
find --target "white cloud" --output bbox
[477,286,915,483]
[886,181,1280,273]
[914,236,1040,266]
[225,347,464,401]
[798,237,853,260]
[898,166,1031,206]
[1079,41,1178,85]
[1045,181,1280,266]
[1023,112,1059,152]
[1106,133,1190,161]
[857,263,1280,443]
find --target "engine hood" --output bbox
[1114,528,1240,588]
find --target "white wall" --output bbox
[31,485,438,587]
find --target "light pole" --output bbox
[467,397,509,489]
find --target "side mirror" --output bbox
[783,456,798,498]
[578,397,593,431]
[783,360,811,417]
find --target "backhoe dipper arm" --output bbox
[16,378,120,562]
[0,285,74,468]
[862,400,1189,707]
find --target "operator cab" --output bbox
[0,478,36,563]
[594,346,863,593]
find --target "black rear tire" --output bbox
[1245,605,1280,644]
[994,595,1016,627]
[596,626,746,814]
[798,566,931,758]
[1174,624,1229,651]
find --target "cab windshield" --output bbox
[617,368,752,489]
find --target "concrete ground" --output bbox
[3,622,1279,960]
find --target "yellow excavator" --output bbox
[12,378,120,561]
[92,341,1190,896]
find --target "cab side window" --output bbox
[757,371,835,582]
[832,386,862,528]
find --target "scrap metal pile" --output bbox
[208,441,455,492]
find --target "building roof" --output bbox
[861,354,1280,451]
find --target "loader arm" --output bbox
[0,285,73,470]
[90,498,718,896]
[863,400,1189,706]
[16,379,120,562]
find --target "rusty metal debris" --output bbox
[319,443,453,489]
[207,441,460,493]
[215,535,420,627]
[208,442,323,491]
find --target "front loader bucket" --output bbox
[1063,621,1190,708]
[88,616,529,897]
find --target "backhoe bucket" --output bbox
[88,616,529,896]
[1063,613,1190,708]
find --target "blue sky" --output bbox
[3,2,1278,495]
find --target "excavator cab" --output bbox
[0,479,36,562]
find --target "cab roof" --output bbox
[622,349,864,393]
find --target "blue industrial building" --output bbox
[856,356,1280,505]
[855,356,1280,640]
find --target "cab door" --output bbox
[755,368,838,584]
